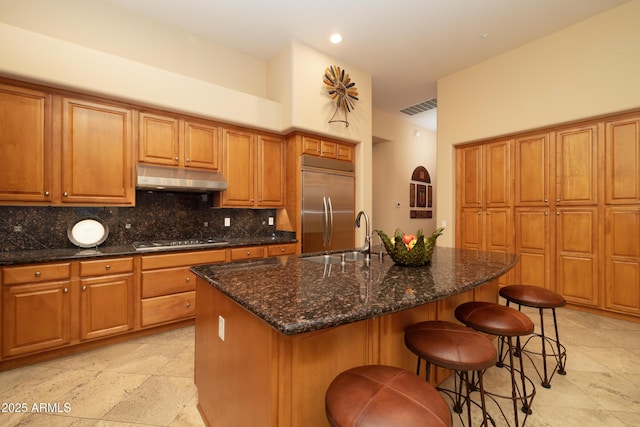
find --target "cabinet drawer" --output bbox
[141,291,195,327]
[141,267,196,298]
[267,244,296,257]
[141,249,226,270]
[3,263,71,285]
[302,136,321,155]
[230,246,265,261]
[79,257,133,277]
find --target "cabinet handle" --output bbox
[185,277,190,282]
[545,212,549,216]
[35,271,41,278]
[544,198,548,202]
[557,211,561,215]
[478,212,482,215]
[82,285,87,291]
[246,251,251,255]
[105,264,110,270]
[63,192,68,197]
[44,191,50,196]
[174,156,179,161]
[186,158,190,162]
[280,248,285,252]
[185,302,191,308]
[63,287,69,293]
[556,198,560,202]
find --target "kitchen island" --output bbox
[192,247,518,427]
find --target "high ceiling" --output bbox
[101,0,629,130]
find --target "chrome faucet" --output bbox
[355,211,371,259]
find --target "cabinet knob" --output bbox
[185,302,191,308]
[556,198,560,202]
[186,158,190,162]
[478,212,482,215]
[486,201,490,204]
[545,212,549,216]
[185,277,190,282]
[544,198,548,202]
[44,191,50,196]
[63,287,69,293]
[105,264,110,270]
[35,271,41,278]
[557,211,561,215]
[281,248,285,252]
[246,251,251,255]
[63,192,68,197]
[82,285,87,291]
[174,157,179,161]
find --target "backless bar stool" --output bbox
[404,320,497,427]
[325,365,452,427]
[499,285,567,388]
[455,302,536,427]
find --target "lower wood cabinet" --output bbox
[140,249,226,328]
[79,258,135,340]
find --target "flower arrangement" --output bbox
[375,227,444,267]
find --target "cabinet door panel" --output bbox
[138,112,179,166]
[220,128,254,206]
[0,84,52,202]
[458,146,482,207]
[2,281,71,357]
[459,208,483,250]
[555,125,598,205]
[485,140,511,207]
[605,117,640,204]
[515,208,552,289]
[515,133,550,205]
[184,121,220,170]
[605,207,640,314]
[62,98,133,204]
[257,134,285,206]
[556,208,598,306]
[80,274,134,340]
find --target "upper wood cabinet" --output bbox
[457,139,512,208]
[605,116,640,204]
[0,83,53,203]
[554,124,598,205]
[302,135,354,162]
[214,128,285,208]
[515,132,552,206]
[138,111,221,171]
[61,97,134,205]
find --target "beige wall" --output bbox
[436,0,640,247]
[372,109,437,238]
[0,0,373,239]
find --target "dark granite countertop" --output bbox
[191,247,518,336]
[0,237,297,266]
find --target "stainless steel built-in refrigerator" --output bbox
[301,155,355,253]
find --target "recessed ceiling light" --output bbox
[330,33,342,44]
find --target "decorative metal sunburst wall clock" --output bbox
[323,65,359,127]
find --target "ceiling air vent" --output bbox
[400,98,437,115]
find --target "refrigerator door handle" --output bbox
[322,196,329,247]
[327,196,334,247]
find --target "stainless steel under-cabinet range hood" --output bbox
[136,164,227,192]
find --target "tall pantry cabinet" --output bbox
[456,110,640,320]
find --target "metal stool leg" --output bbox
[553,308,567,376]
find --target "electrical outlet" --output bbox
[13,225,22,232]
[218,315,225,341]
[125,223,132,229]
[204,221,209,227]
[441,220,447,228]
[224,218,230,227]
[268,216,274,226]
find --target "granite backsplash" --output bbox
[0,191,294,252]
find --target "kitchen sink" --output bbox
[302,251,368,265]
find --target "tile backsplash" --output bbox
[0,191,293,252]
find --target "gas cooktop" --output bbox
[132,238,229,252]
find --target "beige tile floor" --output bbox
[0,305,639,426]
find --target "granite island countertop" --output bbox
[191,247,518,335]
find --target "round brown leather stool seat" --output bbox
[325,365,451,427]
[500,285,567,388]
[404,321,496,426]
[455,301,536,427]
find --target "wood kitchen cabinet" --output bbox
[554,124,599,206]
[79,258,134,340]
[456,139,514,286]
[214,127,285,208]
[0,82,52,203]
[1,263,72,357]
[138,111,221,171]
[0,78,133,206]
[140,250,226,327]
[301,135,354,162]
[60,96,134,205]
[514,132,552,206]
[605,116,640,204]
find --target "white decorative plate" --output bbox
[68,218,109,248]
